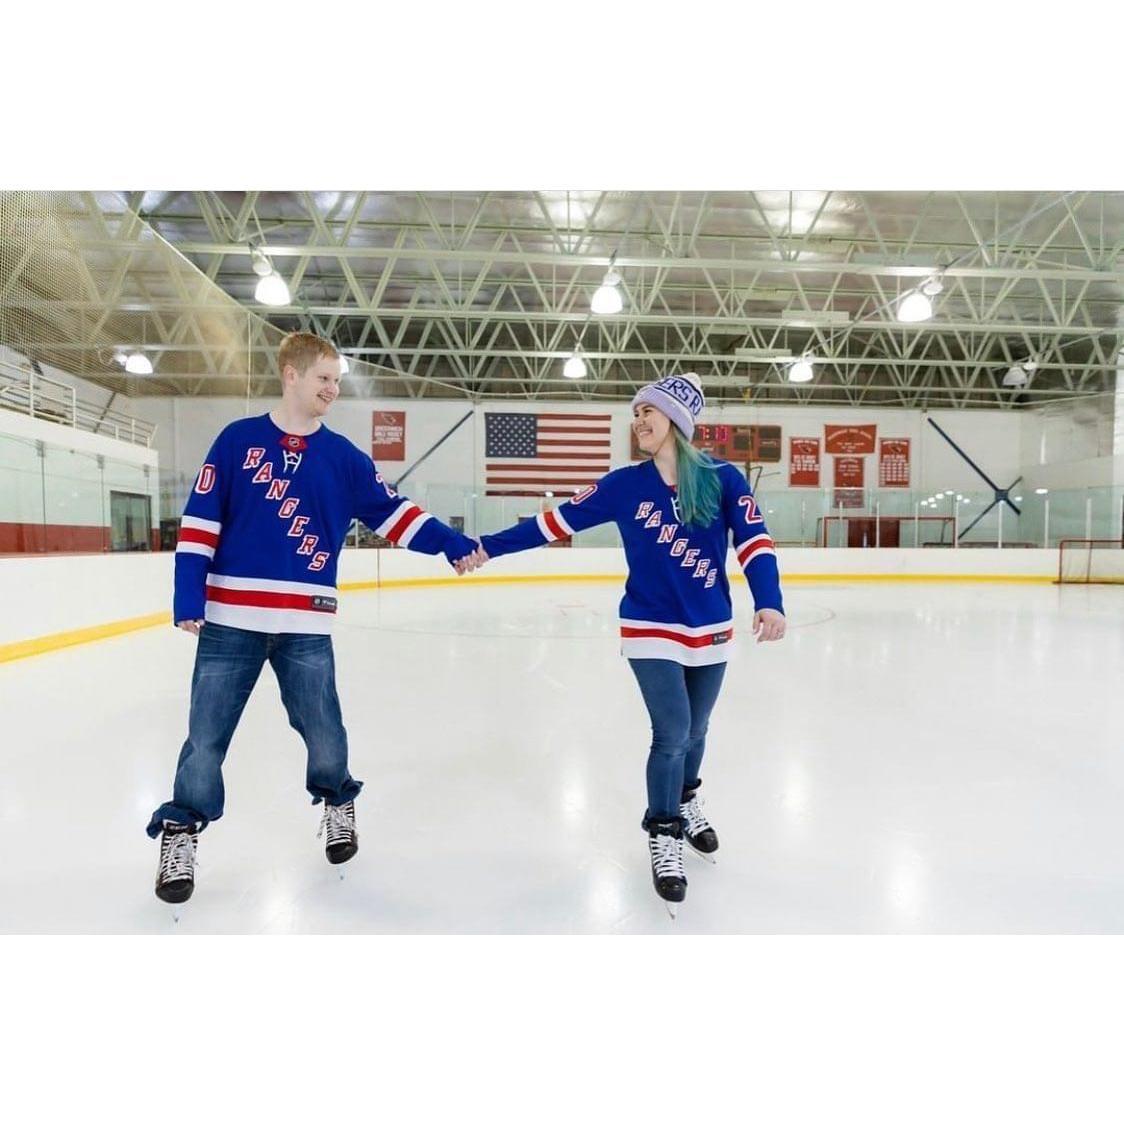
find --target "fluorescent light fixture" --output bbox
[562,350,588,379]
[124,351,153,375]
[1035,487,1048,495]
[780,310,851,326]
[255,271,291,306]
[735,348,792,360]
[1013,495,1022,502]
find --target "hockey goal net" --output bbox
[1057,539,1124,584]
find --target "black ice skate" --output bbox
[155,820,198,905]
[680,781,718,863]
[647,818,687,918]
[318,800,358,865]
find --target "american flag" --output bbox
[484,411,612,496]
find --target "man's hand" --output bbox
[752,608,786,643]
[177,620,204,636]
[452,543,489,576]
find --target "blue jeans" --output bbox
[628,658,727,825]
[146,622,362,837]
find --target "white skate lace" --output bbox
[649,831,685,880]
[318,802,354,846]
[159,831,197,883]
[680,796,712,837]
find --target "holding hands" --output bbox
[450,540,489,576]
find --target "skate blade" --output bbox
[664,901,678,920]
[686,845,717,865]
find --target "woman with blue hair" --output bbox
[479,373,786,916]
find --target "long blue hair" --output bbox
[673,428,722,528]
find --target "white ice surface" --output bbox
[2,581,1122,934]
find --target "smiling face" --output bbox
[282,354,341,418]
[632,402,674,456]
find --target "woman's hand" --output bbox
[452,543,489,575]
[752,608,786,643]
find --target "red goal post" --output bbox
[1056,539,1124,584]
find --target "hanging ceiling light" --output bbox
[787,353,815,383]
[255,270,291,306]
[897,290,933,322]
[897,274,944,323]
[562,348,588,379]
[124,351,154,375]
[1003,358,1036,388]
[250,248,273,277]
[591,267,623,315]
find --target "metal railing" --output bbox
[0,358,157,448]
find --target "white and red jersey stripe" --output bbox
[203,574,340,635]
[373,500,433,548]
[536,507,575,542]
[619,617,735,667]
[735,532,776,568]
[176,516,222,560]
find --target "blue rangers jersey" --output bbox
[174,413,476,633]
[480,458,783,666]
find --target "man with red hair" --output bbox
[148,332,483,904]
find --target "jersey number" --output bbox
[195,464,216,495]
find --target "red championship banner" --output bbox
[789,437,821,486]
[825,424,877,455]
[833,456,865,508]
[878,438,911,487]
[372,411,406,461]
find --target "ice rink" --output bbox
[2,578,1122,934]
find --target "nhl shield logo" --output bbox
[279,433,307,474]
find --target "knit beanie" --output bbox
[630,372,704,440]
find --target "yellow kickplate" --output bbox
[0,570,1058,665]
[0,612,171,665]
